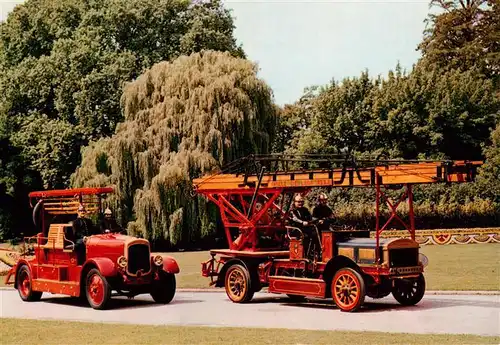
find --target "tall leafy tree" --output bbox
[0,0,244,238]
[72,50,277,247]
[0,0,243,187]
[418,0,500,79]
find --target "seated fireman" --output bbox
[312,193,334,231]
[288,194,319,256]
[100,208,121,233]
[71,204,97,264]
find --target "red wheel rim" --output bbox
[333,271,360,310]
[19,270,30,297]
[87,274,105,305]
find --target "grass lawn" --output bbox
[419,243,500,291]
[1,243,499,290]
[1,318,498,345]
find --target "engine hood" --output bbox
[337,237,419,249]
[86,233,147,247]
[85,233,150,260]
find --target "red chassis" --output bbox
[5,187,180,310]
[194,154,481,312]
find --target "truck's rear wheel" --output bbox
[85,268,111,310]
[331,268,365,312]
[151,272,176,304]
[17,265,42,302]
[224,264,254,303]
[392,273,426,306]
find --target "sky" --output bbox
[0,0,431,106]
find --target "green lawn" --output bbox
[2,243,499,290]
[1,318,498,345]
[419,243,500,291]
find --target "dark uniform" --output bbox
[71,216,95,264]
[288,206,319,259]
[312,204,333,231]
[99,217,120,233]
[290,206,312,235]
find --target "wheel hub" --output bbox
[88,275,104,304]
[232,276,244,295]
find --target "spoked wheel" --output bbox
[151,272,176,304]
[331,268,365,312]
[85,268,111,310]
[16,265,42,302]
[224,264,254,303]
[392,273,426,306]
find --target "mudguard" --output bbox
[161,255,180,274]
[83,257,117,277]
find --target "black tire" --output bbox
[286,294,307,302]
[151,272,176,304]
[224,264,254,303]
[392,273,426,306]
[85,268,112,310]
[16,265,42,302]
[331,267,366,312]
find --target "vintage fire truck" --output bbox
[194,154,481,312]
[4,187,180,309]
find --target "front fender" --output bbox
[152,254,180,274]
[83,257,117,277]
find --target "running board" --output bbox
[267,276,326,298]
[32,279,80,297]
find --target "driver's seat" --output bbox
[41,225,66,250]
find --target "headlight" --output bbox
[153,255,163,266]
[117,256,127,268]
[419,253,429,267]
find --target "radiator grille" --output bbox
[127,243,151,274]
[389,248,418,267]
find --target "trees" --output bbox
[373,65,498,160]
[278,0,500,230]
[290,65,498,160]
[418,0,499,79]
[72,50,277,247]
[0,0,243,190]
[0,0,244,238]
[478,122,500,202]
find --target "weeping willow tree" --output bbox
[72,50,278,247]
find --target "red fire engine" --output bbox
[5,187,180,309]
[194,154,481,312]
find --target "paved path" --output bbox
[1,289,499,336]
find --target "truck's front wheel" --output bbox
[85,268,111,310]
[151,272,176,304]
[331,267,366,312]
[391,273,426,306]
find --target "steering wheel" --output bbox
[285,226,304,240]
